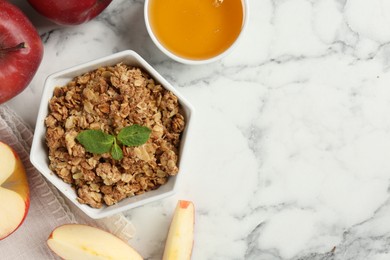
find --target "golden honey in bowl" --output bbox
[148,0,244,61]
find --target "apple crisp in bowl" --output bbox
[30,50,194,219]
[46,63,184,209]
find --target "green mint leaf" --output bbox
[117,125,151,147]
[111,142,123,160]
[76,130,114,154]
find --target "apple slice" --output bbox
[47,224,143,259]
[0,142,30,240]
[163,200,195,260]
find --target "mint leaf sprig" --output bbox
[76,124,151,160]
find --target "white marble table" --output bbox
[7,0,390,259]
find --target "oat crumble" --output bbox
[45,63,185,208]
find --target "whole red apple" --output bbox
[27,0,112,25]
[0,0,43,104]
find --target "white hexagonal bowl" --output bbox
[30,50,194,219]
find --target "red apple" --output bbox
[0,0,43,104]
[27,0,112,25]
[0,142,30,240]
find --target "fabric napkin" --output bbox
[0,105,135,259]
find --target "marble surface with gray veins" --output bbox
[8,0,390,259]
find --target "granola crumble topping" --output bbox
[45,63,185,208]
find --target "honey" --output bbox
[148,0,244,60]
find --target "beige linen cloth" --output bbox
[0,105,135,259]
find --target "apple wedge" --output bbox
[0,142,30,240]
[47,224,143,259]
[163,200,195,260]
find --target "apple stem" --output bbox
[0,42,26,53]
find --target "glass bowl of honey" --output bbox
[144,0,248,64]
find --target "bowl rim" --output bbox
[144,0,249,65]
[30,50,195,219]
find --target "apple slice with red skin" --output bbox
[163,200,195,260]
[47,224,143,259]
[0,0,43,104]
[27,0,112,25]
[0,142,30,240]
